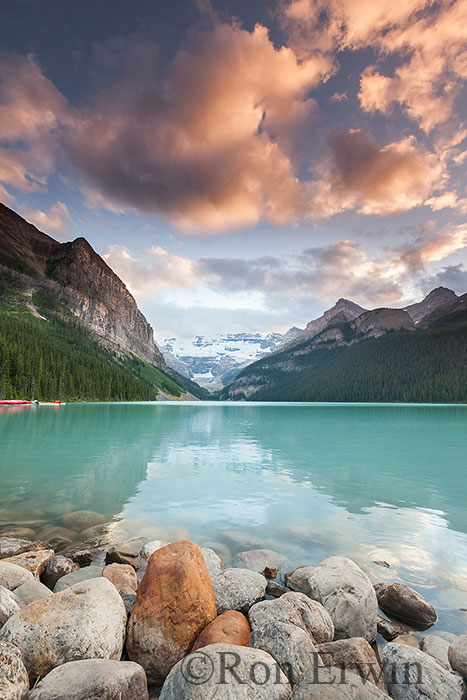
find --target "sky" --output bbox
[0,0,466,341]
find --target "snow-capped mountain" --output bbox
[162,328,302,390]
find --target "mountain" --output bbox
[220,291,466,403]
[0,203,201,401]
[404,287,458,323]
[162,328,303,390]
[282,298,366,350]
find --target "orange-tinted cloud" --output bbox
[21,202,72,241]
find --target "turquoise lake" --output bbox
[1,402,466,636]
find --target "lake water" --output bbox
[1,402,466,636]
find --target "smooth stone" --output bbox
[0,562,34,590]
[202,547,224,581]
[0,641,29,700]
[103,563,138,592]
[41,555,79,590]
[449,633,467,679]
[53,565,103,592]
[60,511,108,532]
[159,643,292,699]
[61,544,102,567]
[106,537,147,570]
[1,550,55,579]
[267,581,289,597]
[0,537,49,560]
[1,529,36,539]
[14,580,52,606]
[316,637,388,693]
[420,635,452,671]
[127,540,217,685]
[382,642,466,699]
[288,556,378,642]
[248,592,334,644]
[214,568,267,614]
[23,659,149,699]
[374,583,437,629]
[219,530,266,552]
[377,614,404,641]
[0,586,22,629]
[233,549,287,573]
[251,620,320,685]
[193,611,251,650]
[292,665,389,699]
[140,540,168,560]
[203,541,232,564]
[0,577,127,681]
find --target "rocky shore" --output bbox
[0,522,466,699]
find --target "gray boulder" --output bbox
[214,568,266,614]
[41,555,79,590]
[0,587,22,629]
[375,583,437,629]
[13,580,52,606]
[159,642,292,699]
[420,635,452,671]
[0,562,34,590]
[53,564,103,592]
[24,659,149,699]
[291,665,389,699]
[288,557,378,642]
[448,633,467,680]
[0,577,127,680]
[382,642,466,699]
[250,620,320,685]
[202,547,224,581]
[140,540,168,560]
[248,592,334,644]
[233,549,287,573]
[0,641,29,700]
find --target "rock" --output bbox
[13,580,52,606]
[121,592,136,616]
[374,582,437,629]
[233,549,287,573]
[193,611,251,650]
[251,620,320,685]
[0,562,34,590]
[420,635,452,671]
[37,526,79,550]
[159,643,291,699]
[0,577,126,681]
[53,564,103,592]
[214,568,267,614]
[203,541,232,564]
[263,566,279,579]
[448,633,467,679]
[292,665,389,699]
[1,529,36,539]
[62,544,102,567]
[316,637,388,693]
[140,540,168,560]
[1,549,55,579]
[41,555,79,590]
[249,592,334,644]
[0,537,50,560]
[219,530,265,552]
[103,563,138,593]
[127,540,217,685]
[393,633,420,648]
[79,524,110,543]
[288,557,378,642]
[267,581,289,597]
[0,587,22,629]
[60,511,108,532]
[201,547,224,581]
[382,642,466,699]
[377,614,404,641]
[106,537,147,570]
[23,659,149,699]
[0,641,29,700]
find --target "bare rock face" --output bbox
[248,592,334,644]
[374,582,437,629]
[126,540,217,685]
[0,577,127,681]
[159,643,292,699]
[193,611,251,651]
[0,641,29,700]
[316,637,388,693]
[103,563,138,593]
[1,550,55,579]
[0,587,22,629]
[23,659,149,700]
[41,555,79,590]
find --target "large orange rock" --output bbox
[126,540,216,684]
[2,550,55,579]
[192,610,251,651]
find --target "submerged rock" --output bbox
[448,633,467,680]
[1,549,54,579]
[374,582,437,629]
[193,610,251,650]
[214,568,267,614]
[0,577,126,680]
[219,530,265,552]
[159,643,291,699]
[60,511,108,532]
[316,637,388,693]
[24,659,149,700]
[0,562,34,590]
[41,555,79,590]
[127,540,217,685]
[0,587,22,629]
[0,641,29,700]
[233,549,287,573]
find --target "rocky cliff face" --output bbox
[0,204,166,369]
[404,287,458,323]
[284,298,366,349]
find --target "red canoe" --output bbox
[0,400,33,405]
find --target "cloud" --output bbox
[20,202,73,241]
[422,263,467,295]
